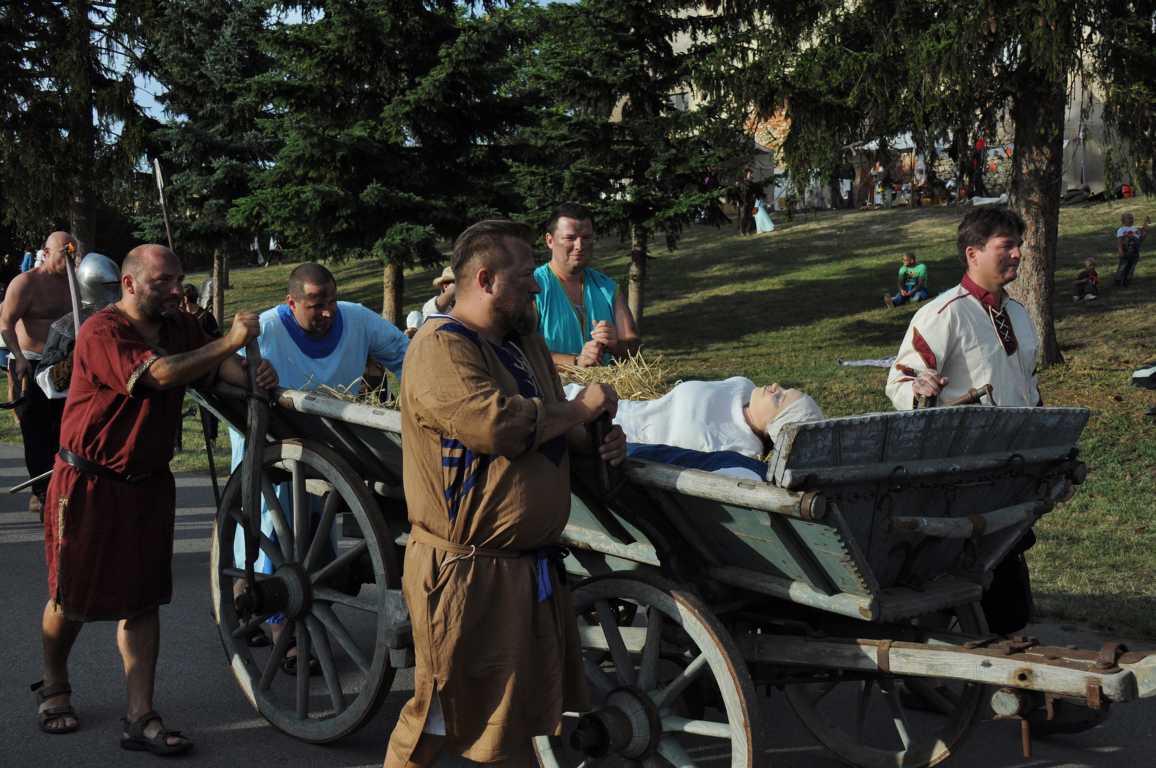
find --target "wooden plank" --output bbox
[708,565,878,621]
[623,460,821,520]
[893,500,1049,538]
[772,407,1089,488]
[740,634,1140,703]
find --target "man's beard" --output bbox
[495,299,537,337]
[140,295,177,321]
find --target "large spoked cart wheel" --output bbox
[533,574,765,768]
[784,603,987,768]
[209,439,401,743]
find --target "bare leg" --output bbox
[118,609,187,747]
[384,732,444,768]
[40,600,83,731]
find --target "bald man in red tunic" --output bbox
[33,245,277,755]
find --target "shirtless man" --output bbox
[0,231,77,511]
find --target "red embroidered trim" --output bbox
[912,327,937,370]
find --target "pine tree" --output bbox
[0,1,150,252]
[508,0,754,327]
[229,1,527,324]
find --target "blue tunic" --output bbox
[230,301,409,579]
[533,264,618,364]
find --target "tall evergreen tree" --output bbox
[229,1,527,323]
[508,0,755,327]
[138,0,274,317]
[0,1,150,251]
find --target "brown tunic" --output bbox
[44,307,210,621]
[388,317,587,764]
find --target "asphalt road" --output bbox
[1,443,1153,768]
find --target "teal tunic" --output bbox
[533,264,618,364]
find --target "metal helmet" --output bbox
[76,252,121,309]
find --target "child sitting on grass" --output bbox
[1072,257,1099,302]
[884,252,929,307]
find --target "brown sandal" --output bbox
[31,680,79,734]
[120,710,193,756]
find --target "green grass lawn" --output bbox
[6,198,1155,635]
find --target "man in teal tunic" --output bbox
[534,203,641,367]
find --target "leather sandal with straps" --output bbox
[31,680,79,734]
[120,710,193,757]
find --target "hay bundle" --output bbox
[311,378,399,408]
[556,351,671,401]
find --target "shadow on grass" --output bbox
[1035,592,1156,638]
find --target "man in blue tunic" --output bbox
[534,203,641,367]
[229,262,408,659]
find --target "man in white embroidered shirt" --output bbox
[885,206,1041,636]
[886,207,1041,410]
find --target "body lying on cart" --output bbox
[193,382,1156,768]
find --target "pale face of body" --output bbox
[745,382,804,438]
[545,216,596,279]
[287,281,338,337]
[965,233,1022,295]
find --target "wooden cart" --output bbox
[193,384,1156,767]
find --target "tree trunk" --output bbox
[211,248,225,325]
[382,260,403,327]
[65,0,95,254]
[627,223,648,328]
[1007,74,1065,367]
[223,250,231,289]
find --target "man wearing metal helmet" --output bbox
[37,252,122,400]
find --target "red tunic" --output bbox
[44,306,210,621]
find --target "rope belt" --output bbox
[408,526,568,602]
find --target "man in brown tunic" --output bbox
[34,245,277,753]
[385,220,626,767]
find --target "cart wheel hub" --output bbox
[264,561,312,620]
[570,687,660,759]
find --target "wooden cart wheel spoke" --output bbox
[786,603,987,768]
[259,624,296,691]
[661,715,731,740]
[534,575,762,768]
[855,679,874,742]
[582,657,617,702]
[656,735,697,768]
[231,613,272,641]
[221,568,272,582]
[211,439,399,743]
[312,602,370,675]
[904,679,958,716]
[879,681,913,750]
[305,615,346,714]
[653,652,707,709]
[225,508,286,569]
[594,599,637,687]
[261,474,294,560]
[313,586,377,612]
[294,622,311,720]
[304,493,341,572]
[310,541,368,586]
[637,608,665,692]
[291,459,309,562]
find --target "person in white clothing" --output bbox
[565,377,824,461]
[886,207,1041,410]
[885,206,1040,635]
